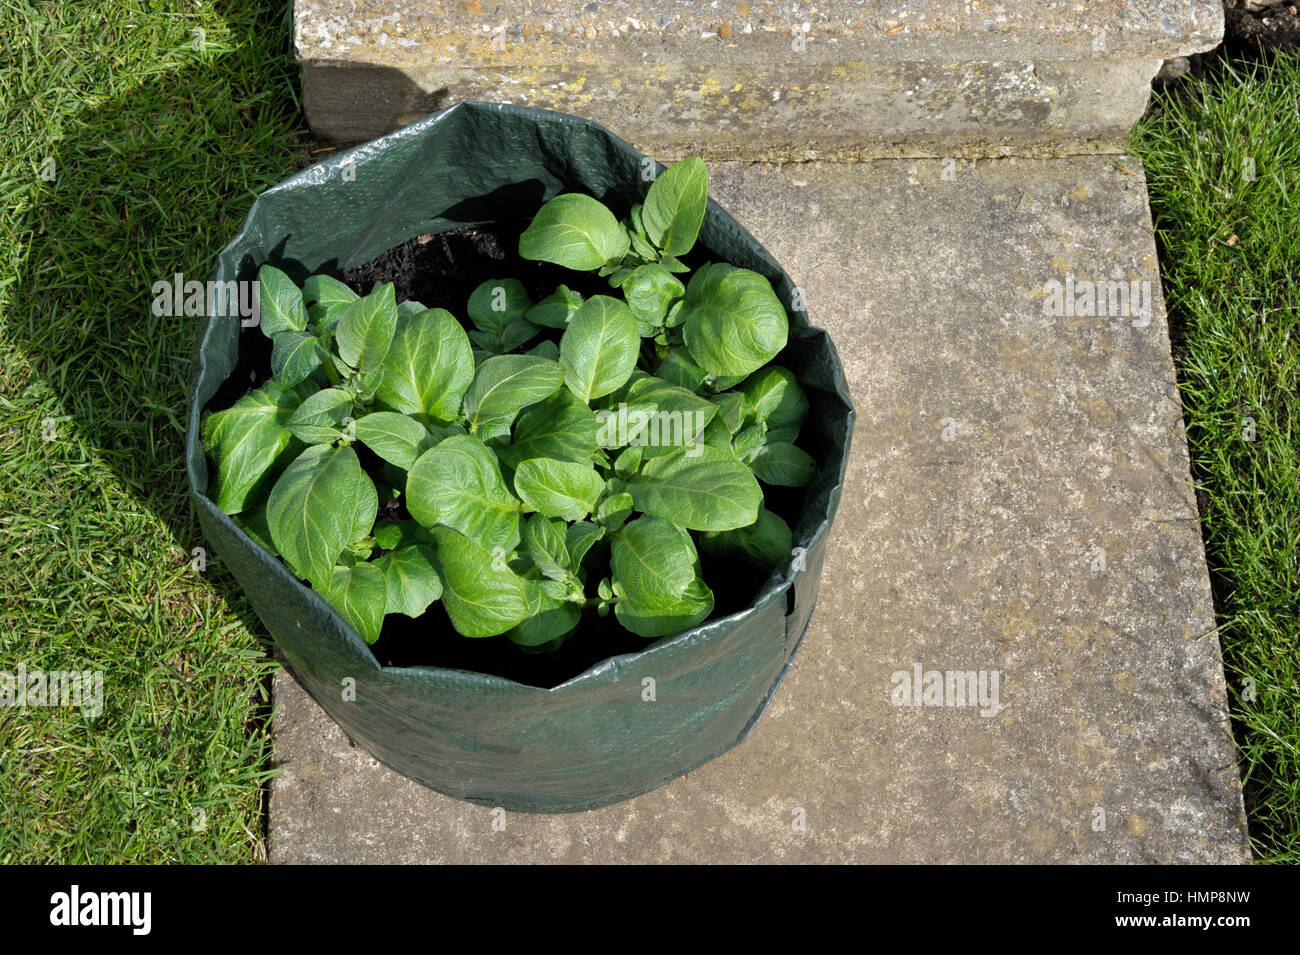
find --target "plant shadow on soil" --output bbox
[211,215,807,688]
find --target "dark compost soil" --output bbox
[1223,2,1300,56]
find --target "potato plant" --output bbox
[202,158,817,651]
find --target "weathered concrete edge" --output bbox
[293,0,1224,65]
[302,58,1164,156]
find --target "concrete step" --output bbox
[267,154,1250,863]
[296,0,1223,155]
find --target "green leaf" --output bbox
[427,422,468,443]
[596,403,648,453]
[701,508,793,570]
[373,519,435,552]
[629,203,648,238]
[258,265,308,337]
[642,157,709,257]
[506,579,582,646]
[374,307,474,425]
[712,391,751,435]
[463,354,565,437]
[513,458,605,522]
[617,578,713,638]
[397,299,427,317]
[336,282,398,372]
[527,339,561,361]
[303,274,359,310]
[611,515,697,594]
[345,446,381,551]
[624,376,718,431]
[749,442,817,486]
[737,366,809,443]
[599,377,717,460]
[467,279,537,353]
[354,411,437,470]
[706,372,749,393]
[627,229,658,263]
[680,263,788,378]
[699,415,734,452]
[502,319,540,352]
[596,490,634,531]
[266,443,378,590]
[232,500,277,555]
[519,193,630,270]
[307,302,349,338]
[468,278,532,330]
[285,387,353,445]
[433,527,529,638]
[270,331,329,386]
[523,515,571,583]
[605,265,635,287]
[203,379,305,514]
[614,444,644,479]
[655,348,707,391]
[341,536,374,564]
[664,300,687,329]
[559,296,640,401]
[500,389,600,469]
[537,576,571,600]
[565,521,604,571]
[526,284,584,329]
[597,368,651,408]
[406,433,522,553]
[732,422,767,463]
[319,562,388,643]
[628,444,762,531]
[621,264,685,327]
[372,522,403,551]
[373,544,443,618]
[611,516,713,637]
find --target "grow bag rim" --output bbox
[187,100,855,694]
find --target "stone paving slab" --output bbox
[296,0,1224,65]
[269,155,1251,864]
[301,58,1166,159]
[295,0,1223,152]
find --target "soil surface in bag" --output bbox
[208,222,808,688]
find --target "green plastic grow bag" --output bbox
[186,102,854,813]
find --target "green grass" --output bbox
[0,0,307,861]
[1130,52,1300,863]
